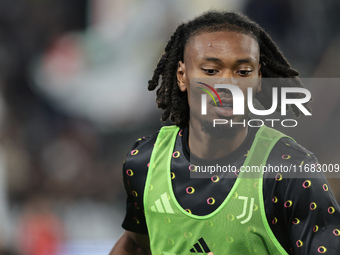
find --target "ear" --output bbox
[257,63,262,93]
[177,61,187,92]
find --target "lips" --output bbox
[217,98,233,107]
[213,98,234,117]
[210,97,233,107]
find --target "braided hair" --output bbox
[148,11,310,128]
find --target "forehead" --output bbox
[184,31,259,62]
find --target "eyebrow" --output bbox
[204,57,255,64]
[204,57,223,63]
[235,58,254,64]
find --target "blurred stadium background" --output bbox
[0,0,339,254]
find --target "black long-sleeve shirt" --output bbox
[121,126,340,254]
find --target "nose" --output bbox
[221,70,233,79]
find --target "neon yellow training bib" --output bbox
[144,125,289,255]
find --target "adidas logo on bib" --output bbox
[190,238,211,253]
[150,192,174,214]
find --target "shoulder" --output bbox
[269,135,316,166]
[124,125,181,168]
[124,131,160,172]
[122,130,161,209]
[263,133,320,199]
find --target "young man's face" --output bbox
[177,30,261,127]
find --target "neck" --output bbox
[188,119,248,159]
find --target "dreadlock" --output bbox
[148,11,311,128]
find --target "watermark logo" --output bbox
[198,82,311,116]
[196,82,223,114]
[196,80,312,128]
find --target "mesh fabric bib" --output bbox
[144,125,289,255]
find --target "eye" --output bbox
[202,68,218,75]
[237,70,252,76]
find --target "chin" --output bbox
[200,119,238,140]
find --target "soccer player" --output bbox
[110,11,340,255]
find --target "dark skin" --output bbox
[109,231,151,255]
[177,30,261,159]
[111,30,261,255]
